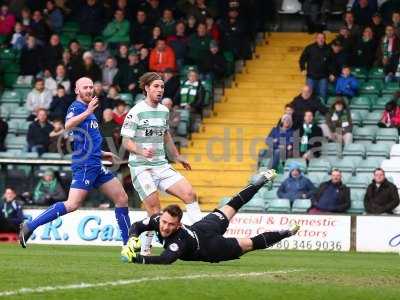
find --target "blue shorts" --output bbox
[70,165,115,191]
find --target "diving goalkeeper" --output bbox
[123,170,300,264]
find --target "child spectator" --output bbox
[323,97,353,145]
[49,85,70,121]
[10,22,25,50]
[33,170,66,205]
[335,66,359,98]
[48,119,67,153]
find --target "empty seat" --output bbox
[41,153,63,159]
[350,110,362,126]
[272,173,287,188]
[376,128,398,144]
[349,95,371,110]
[382,81,399,95]
[368,67,384,80]
[352,67,368,80]
[363,111,382,126]
[267,198,291,213]
[308,158,331,172]
[241,197,265,212]
[329,156,362,174]
[366,143,390,158]
[1,90,21,104]
[9,107,30,119]
[5,135,26,150]
[342,143,365,158]
[353,126,376,143]
[390,144,400,158]
[347,174,371,189]
[321,143,341,157]
[347,200,365,214]
[359,80,382,95]
[291,199,311,213]
[7,119,20,134]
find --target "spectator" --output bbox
[149,38,176,72]
[162,68,181,103]
[199,40,227,80]
[49,85,70,121]
[43,68,58,95]
[27,109,54,155]
[68,39,83,68]
[353,26,378,69]
[323,97,353,145]
[44,0,63,33]
[107,85,121,106]
[102,9,130,47]
[42,34,63,73]
[61,49,73,76]
[100,108,120,151]
[113,50,145,93]
[299,33,334,100]
[33,170,66,205]
[390,11,400,37]
[112,99,128,126]
[178,69,206,113]
[10,22,26,50]
[139,47,150,70]
[76,51,102,83]
[93,81,111,121]
[158,8,176,38]
[115,43,129,68]
[301,0,325,33]
[113,0,133,21]
[91,39,111,68]
[309,169,350,213]
[141,0,162,25]
[371,12,385,43]
[205,15,220,42]
[343,11,361,39]
[146,25,162,49]
[102,57,118,90]
[276,103,296,127]
[162,97,181,136]
[167,21,188,69]
[299,110,323,161]
[277,161,315,204]
[267,114,294,170]
[186,14,198,36]
[48,118,67,153]
[130,9,151,50]
[336,26,354,58]
[220,8,251,60]
[54,64,71,94]
[26,78,53,120]
[30,10,51,44]
[290,85,328,130]
[364,168,400,214]
[330,39,348,78]
[20,35,42,77]
[187,22,212,66]
[377,100,400,130]
[0,117,8,151]
[20,7,31,30]
[378,25,400,82]
[0,188,23,233]
[0,5,16,36]
[352,0,377,27]
[79,0,105,37]
[181,0,217,22]
[335,66,359,98]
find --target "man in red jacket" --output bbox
[149,39,176,72]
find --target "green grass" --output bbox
[0,244,399,300]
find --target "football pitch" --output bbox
[0,244,399,300]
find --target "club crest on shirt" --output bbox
[169,243,179,252]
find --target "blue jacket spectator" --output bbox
[0,188,24,233]
[277,162,315,203]
[45,0,64,33]
[335,66,359,98]
[267,114,294,169]
[309,169,351,213]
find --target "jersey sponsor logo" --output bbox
[66,112,74,119]
[212,211,225,221]
[90,120,99,129]
[101,166,109,174]
[169,243,179,252]
[144,128,165,137]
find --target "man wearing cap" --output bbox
[149,38,176,73]
[277,162,315,204]
[114,49,146,93]
[33,170,66,205]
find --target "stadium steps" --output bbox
[160,32,323,210]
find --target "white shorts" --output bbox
[129,164,184,201]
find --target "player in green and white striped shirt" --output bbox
[121,72,202,255]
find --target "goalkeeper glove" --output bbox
[127,236,141,253]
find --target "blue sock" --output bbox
[27,202,67,232]
[115,207,131,245]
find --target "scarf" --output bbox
[383,36,394,58]
[300,123,312,153]
[180,80,199,106]
[331,110,350,128]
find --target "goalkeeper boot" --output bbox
[18,223,33,248]
[289,224,300,236]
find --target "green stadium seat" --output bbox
[62,21,80,33]
[0,106,9,120]
[365,143,390,158]
[355,157,383,174]
[363,111,383,126]
[359,80,383,95]
[291,199,311,213]
[5,135,27,150]
[41,153,63,159]
[272,173,287,188]
[15,87,31,101]
[382,82,399,95]
[327,96,348,107]
[134,93,145,104]
[376,128,398,144]
[347,174,371,189]
[7,119,20,134]
[223,51,235,76]
[352,67,368,80]
[1,90,21,104]
[353,126,376,143]
[260,188,279,207]
[342,143,365,158]
[321,143,341,157]
[0,48,17,62]
[308,158,331,173]
[372,95,392,111]
[267,198,291,213]
[3,72,18,88]
[307,173,322,186]
[347,200,365,214]
[0,151,18,158]
[349,95,371,110]
[75,34,92,49]
[3,62,20,74]
[350,111,361,126]
[241,197,265,212]
[328,156,362,174]
[10,107,30,119]
[18,122,31,135]
[368,67,384,80]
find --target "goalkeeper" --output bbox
[124,170,300,264]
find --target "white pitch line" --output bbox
[0,269,302,297]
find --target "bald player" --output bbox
[19,77,132,261]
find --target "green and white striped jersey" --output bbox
[121,100,169,168]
